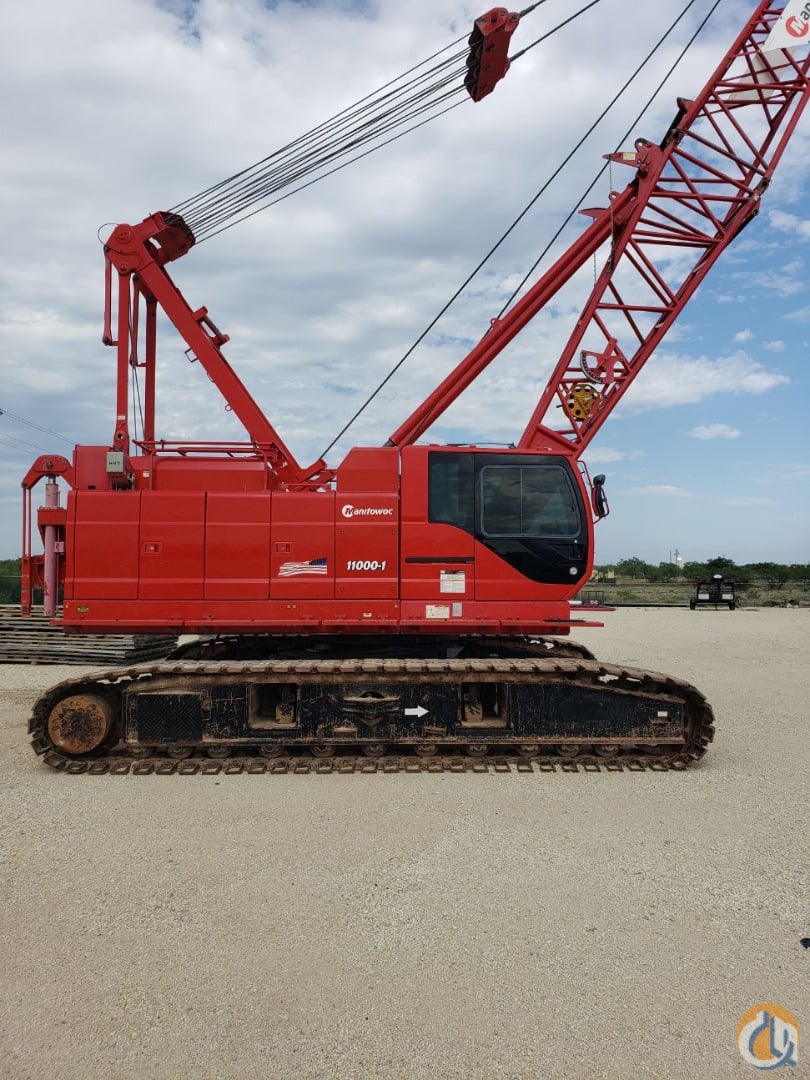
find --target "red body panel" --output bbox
[139,492,206,600]
[66,491,140,600]
[205,493,271,600]
[55,443,594,635]
[270,493,335,600]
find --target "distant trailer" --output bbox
[690,575,736,611]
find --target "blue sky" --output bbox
[0,0,808,567]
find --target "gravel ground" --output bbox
[0,608,807,1080]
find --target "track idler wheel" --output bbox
[46,693,116,756]
[414,743,439,758]
[363,743,388,758]
[311,744,335,758]
[466,743,489,758]
[556,743,581,759]
[593,743,620,758]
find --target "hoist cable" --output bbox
[0,432,51,454]
[186,73,467,236]
[188,69,467,238]
[497,0,718,316]
[173,42,470,237]
[318,0,713,458]
[0,406,73,444]
[182,51,465,230]
[200,93,468,243]
[173,32,469,216]
[187,86,465,236]
[518,1,551,15]
[510,0,602,62]
[191,79,466,235]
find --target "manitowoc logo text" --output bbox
[341,504,395,519]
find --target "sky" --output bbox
[1,0,809,568]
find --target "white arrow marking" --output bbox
[404,705,428,718]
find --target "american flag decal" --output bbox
[278,557,328,577]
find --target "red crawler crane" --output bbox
[21,3,810,772]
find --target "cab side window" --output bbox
[428,453,474,530]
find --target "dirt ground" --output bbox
[0,608,807,1080]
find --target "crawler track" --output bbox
[29,654,715,774]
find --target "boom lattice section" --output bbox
[520,6,810,452]
[389,2,810,456]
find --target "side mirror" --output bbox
[591,474,609,519]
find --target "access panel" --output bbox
[205,492,272,600]
[139,491,205,600]
[67,490,140,600]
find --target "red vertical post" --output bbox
[42,479,60,618]
[144,293,157,443]
[20,489,32,616]
[114,270,131,456]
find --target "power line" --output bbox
[0,407,73,444]
[0,432,48,454]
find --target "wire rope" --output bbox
[192,75,467,239]
[496,0,722,316]
[171,1,564,241]
[201,97,468,243]
[174,32,469,214]
[173,41,471,240]
[0,432,50,454]
[318,0,718,458]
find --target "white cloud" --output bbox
[621,485,694,498]
[689,423,740,440]
[612,352,788,412]
[715,495,772,507]
[768,208,810,239]
[732,328,753,343]
[763,340,786,352]
[584,447,645,464]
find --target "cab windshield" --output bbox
[480,464,580,538]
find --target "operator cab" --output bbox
[427,449,590,587]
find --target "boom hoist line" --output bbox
[170,1,568,243]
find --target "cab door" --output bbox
[400,446,475,604]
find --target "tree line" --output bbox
[0,559,23,603]
[598,556,810,587]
